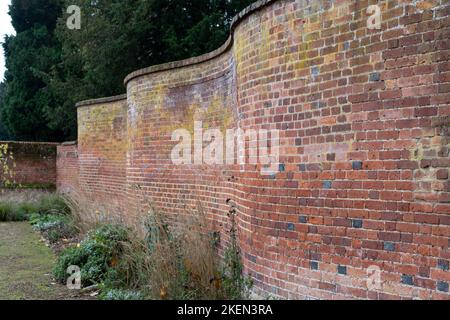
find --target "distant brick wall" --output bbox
[0,141,57,188]
[57,0,450,300]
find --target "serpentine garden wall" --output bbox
[56,0,450,299]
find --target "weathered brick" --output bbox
[0,142,57,187]
[54,0,450,301]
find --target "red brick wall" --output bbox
[0,141,57,188]
[57,0,450,299]
[56,142,78,194]
[76,96,128,220]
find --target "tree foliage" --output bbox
[0,0,256,141]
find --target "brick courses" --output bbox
[57,0,450,299]
[0,141,57,188]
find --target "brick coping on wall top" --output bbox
[61,141,77,146]
[0,141,60,146]
[75,0,278,108]
[75,94,128,108]
[0,141,78,147]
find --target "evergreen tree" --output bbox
[1,0,64,141]
[1,0,256,141]
[0,82,12,140]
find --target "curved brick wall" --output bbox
[58,0,450,299]
[56,141,78,194]
[76,96,128,218]
[123,37,241,239]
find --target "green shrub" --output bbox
[54,224,130,287]
[0,194,70,222]
[0,202,26,221]
[53,246,89,283]
[30,213,76,243]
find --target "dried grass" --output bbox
[0,189,53,203]
[62,190,249,300]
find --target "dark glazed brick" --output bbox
[437,259,449,271]
[299,216,308,223]
[369,72,380,81]
[311,66,319,76]
[437,281,449,293]
[352,219,363,228]
[279,163,285,172]
[245,254,257,263]
[338,265,347,275]
[323,180,332,189]
[287,223,295,231]
[352,161,363,170]
[384,242,396,252]
[310,261,319,270]
[312,101,326,109]
[401,275,414,286]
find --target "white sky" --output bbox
[0,0,15,81]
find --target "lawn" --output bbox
[0,222,76,299]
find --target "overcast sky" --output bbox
[0,0,15,81]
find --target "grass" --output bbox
[0,222,74,299]
[0,202,28,221]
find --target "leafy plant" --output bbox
[53,224,130,287]
[29,213,76,243]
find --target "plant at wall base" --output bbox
[220,200,253,300]
[0,194,71,223]
[29,213,76,243]
[140,201,252,300]
[54,224,130,287]
[140,205,221,300]
[52,189,252,300]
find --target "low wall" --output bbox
[57,0,450,300]
[0,141,58,188]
